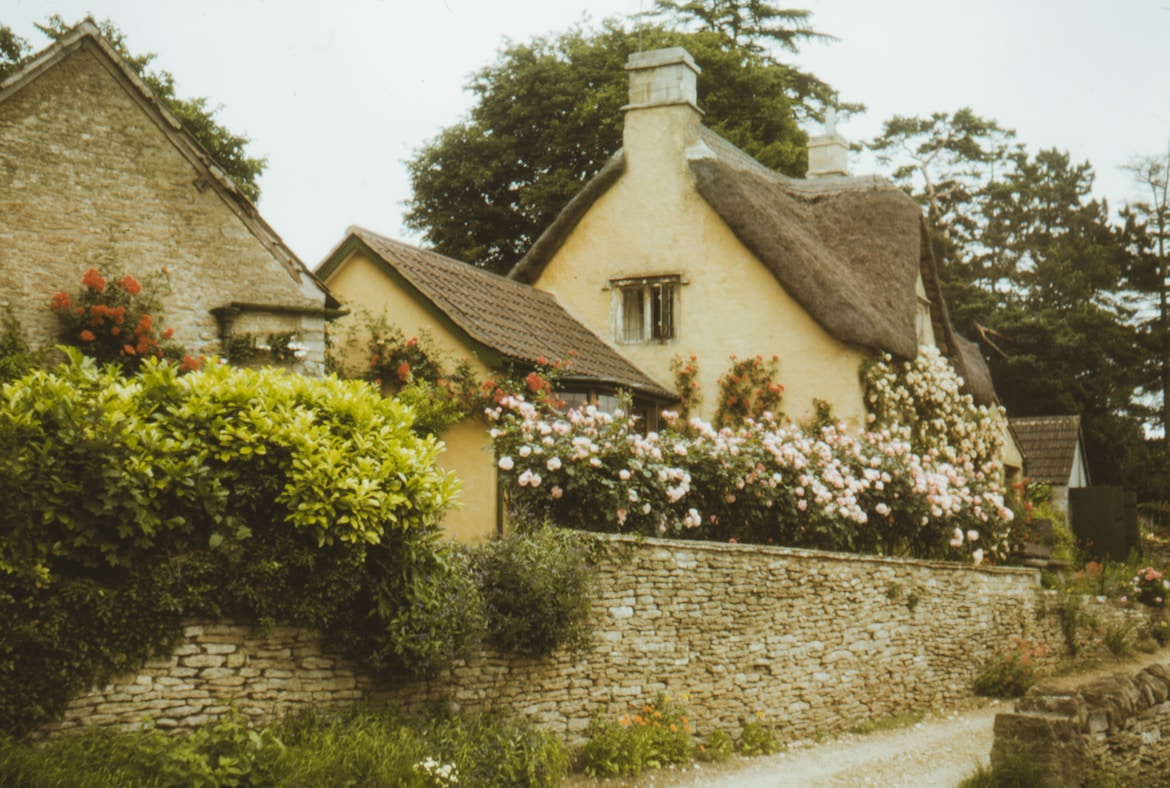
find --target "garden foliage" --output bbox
[0,353,464,736]
[492,346,1014,561]
[474,525,596,657]
[0,705,569,787]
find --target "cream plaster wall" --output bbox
[533,104,871,429]
[324,250,497,542]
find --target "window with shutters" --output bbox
[612,276,679,344]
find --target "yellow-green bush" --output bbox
[0,353,467,736]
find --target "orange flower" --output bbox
[79,330,96,342]
[119,275,142,294]
[50,292,71,310]
[397,362,411,382]
[81,268,106,293]
[178,355,202,373]
[370,355,380,367]
[111,326,120,336]
[406,336,418,347]
[122,344,136,356]
[162,327,174,340]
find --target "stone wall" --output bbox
[36,538,1147,744]
[0,39,329,371]
[992,661,1170,786]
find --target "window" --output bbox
[612,276,679,343]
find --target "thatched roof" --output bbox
[324,228,674,400]
[508,125,998,405]
[1010,416,1088,485]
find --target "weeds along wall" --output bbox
[39,537,1127,743]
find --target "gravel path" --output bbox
[568,647,1170,788]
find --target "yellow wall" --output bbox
[532,104,872,429]
[323,249,497,543]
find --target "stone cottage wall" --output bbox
[37,538,1147,744]
[0,42,327,369]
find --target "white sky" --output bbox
[6,0,1170,267]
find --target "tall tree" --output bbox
[406,19,843,274]
[1122,151,1170,436]
[867,110,1018,292]
[869,112,1149,489]
[645,0,834,55]
[31,16,267,203]
[0,24,29,80]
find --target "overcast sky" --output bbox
[6,0,1170,267]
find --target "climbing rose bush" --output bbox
[864,345,1005,470]
[489,395,1013,563]
[50,268,189,374]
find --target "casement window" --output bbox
[612,276,679,344]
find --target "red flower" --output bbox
[370,355,380,367]
[406,336,418,347]
[526,372,548,393]
[537,356,548,366]
[162,327,174,340]
[179,355,202,373]
[81,268,106,293]
[119,275,142,295]
[122,344,137,356]
[397,362,411,382]
[50,292,70,310]
[111,326,121,336]
[136,314,153,333]
[79,330,96,342]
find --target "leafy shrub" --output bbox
[697,728,733,762]
[739,720,782,756]
[1103,622,1137,657]
[0,706,568,788]
[582,695,695,777]
[475,525,595,657]
[0,354,463,734]
[1150,616,1170,646]
[0,309,36,383]
[1126,566,1170,606]
[974,639,1049,697]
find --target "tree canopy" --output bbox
[868,112,1158,493]
[405,13,847,274]
[1,17,267,202]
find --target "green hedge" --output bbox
[0,353,468,736]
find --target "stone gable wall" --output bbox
[0,44,326,372]
[37,538,1147,744]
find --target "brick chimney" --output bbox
[621,48,704,174]
[806,107,850,179]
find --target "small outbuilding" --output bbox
[1010,415,1091,514]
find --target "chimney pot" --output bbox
[623,47,701,112]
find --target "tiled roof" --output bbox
[1010,415,1084,485]
[348,228,674,399]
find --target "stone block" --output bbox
[181,654,225,669]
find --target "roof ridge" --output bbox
[353,226,546,298]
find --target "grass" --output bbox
[851,711,924,735]
[0,705,569,788]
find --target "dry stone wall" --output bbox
[993,661,1170,786]
[38,538,1146,744]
